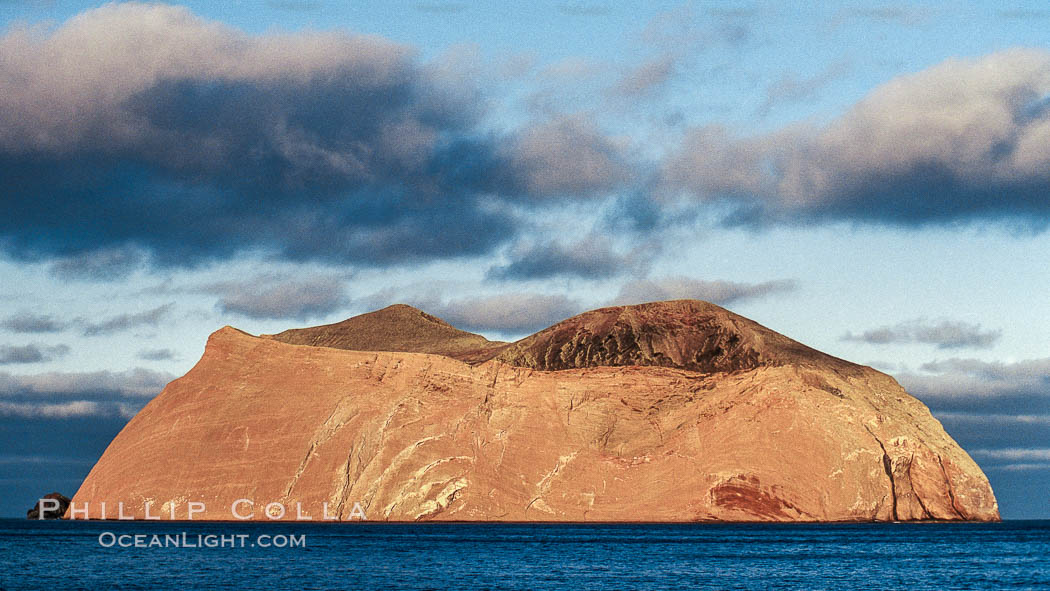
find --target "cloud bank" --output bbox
[0,344,69,364]
[2,6,1048,278]
[842,318,1001,349]
[0,367,175,419]
[1,313,67,334]
[897,357,1050,400]
[665,49,1050,227]
[0,3,628,269]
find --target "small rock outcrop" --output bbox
[70,301,999,522]
[27,492,70,519]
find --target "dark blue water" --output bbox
[2,520,1049,590]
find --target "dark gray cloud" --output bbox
[0,400,109,418]
[3,306,171,337]
[600,191,701,235]
[641,4,753,49]
[48,246,145,281]
[842,318,1001,349]
[664,49,1050,228]
[79,304,173,336]
[419,293,582,335]
[1,313,67,334]
[487,236,648,281]
[137,348,177,361]
[610,277,798,307]
[0,4,628,270]
[0,344,69,365]
[203,274,350,320]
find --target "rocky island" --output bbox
[69,300,999,521]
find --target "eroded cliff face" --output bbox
[70,301,999,522]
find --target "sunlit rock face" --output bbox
[70,301,999,522]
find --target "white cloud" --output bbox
[0,400,101,418]
[665,49,1050,225]
[972,448,1050,461]
[0,368,174,398]
[611,277,797,307]
[422,293,582,335]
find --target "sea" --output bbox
[2,519,1049,590]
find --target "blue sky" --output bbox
[1,1,1049,518]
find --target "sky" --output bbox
[0,1,1049,519]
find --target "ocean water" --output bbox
[2,520,1049,590]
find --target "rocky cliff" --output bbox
[70,301,999,521]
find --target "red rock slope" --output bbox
[70,301,999,521]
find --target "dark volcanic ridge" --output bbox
[267,300,860,376]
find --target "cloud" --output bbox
[0,344,69,364]
[486,236,649,281]
[935,412,1050,426]
[137,348,176,361]
[610,277,798,307]
[504,116,631,198]
[413,2,467,14]
[842,318,1001,349]
[664,49,1050,227]
[972,448,1050,461]
[987,463,1050,472]
[612,54,677,97]
[0,4,628,269]
[422,293,582,335]
[758,61,850,115]
[0,367,174,398]
[1,313,67,334]
[79,303,173,336]
[0,400,102,419]
[896,357,1050,400]
[3,306,170,337]
[0,366,171,419]
[48,246,145,281]
[201,273,350,320]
